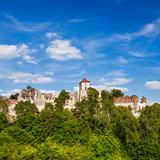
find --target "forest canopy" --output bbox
[0,88,159,160]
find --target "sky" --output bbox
[0,0,160,103]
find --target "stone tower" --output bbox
[79,78,90,101]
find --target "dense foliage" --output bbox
[0,88,159,159]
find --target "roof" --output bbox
[80,78,90,83]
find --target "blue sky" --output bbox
[0,0,160,103]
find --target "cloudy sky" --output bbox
[0,0,160,103]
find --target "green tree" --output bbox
[36,139,71,160]
[101,90,114,111]
[15,101,38,117]
[44,102,54,112]
[0,97,8,113]
[9,93,19,100]
[55,90,70,111]
[15,101,40,142]
[87,87,100,115]
[0,112,9,132]
[1,126,35,145]
[50,109,80,145]
[131,141,160,160]
[36,103,56,140]
[87,133,121,160]
[14,145,37,160]
[0,129,37,160]
[110,106,140,145]
[139,103,160,143]
[93,110,110,133]
[111,89,124,98]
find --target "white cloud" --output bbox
[17,61,23,65]
[109,86,129,92]
[110,34,133,41]
[0,71,54,84]
[67,18,94,23]
[68,18,86,23]
[117,57,128,64]
[114,19,160,40]
[147,100,158,106]
[0,45,20,59]
[136,24,156,36]
[22,55,37,64]
[105,70,127,77]
[109,77,132,86]
[92,84,129,92]
[3,12,50,32]
[39,44,45,49]
[100,70,131,85]
[99,77,132,86]
[44,72,54,76]
[82,18,160,64]
[145,81,160,89]
[46,39,83,60]
[129,51,146,57]
[128,51,155,58]
[1,89,21,97]
[134,20,160,37]
[45,32,60,39]
[10,72,53,84]
[94,70,132,92]
[1,88,59,97]
[0,44,37,64]
[73,86,79,92]
[107,19,160,42]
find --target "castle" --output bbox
[16,78,91,111]
[113,95,147,116]
[8,78,147,117]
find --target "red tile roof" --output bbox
[80,78,90,83]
